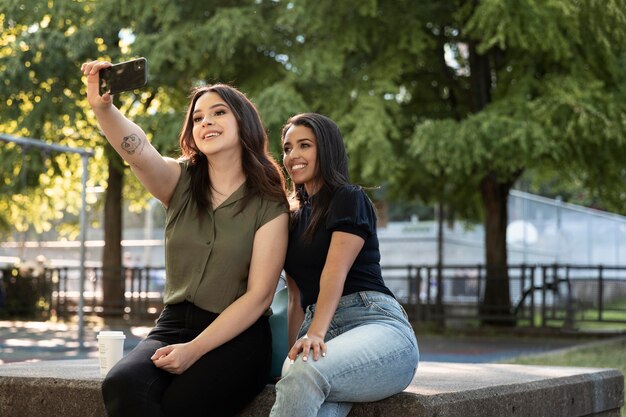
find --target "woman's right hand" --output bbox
[288,333,327,363]
[81,60,113,111]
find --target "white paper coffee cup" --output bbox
[97,330,126,377]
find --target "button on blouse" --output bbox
[163,160,287,313]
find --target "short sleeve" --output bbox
[165,159,191,222]
[256,197,289,231]
[325,185,376,239]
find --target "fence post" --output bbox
[476,264,483,299]
[598,265,604,321]
[425,267,432,321]
[90,268,98,313]
[407,265,415,304]
[564,265,575,330]
[414,266,422,322]
[60,267,68,318]
[530,265,536,328]
[541,265,547,327]
[551,263,558,320]
[519,264,526,323]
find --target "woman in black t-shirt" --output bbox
[270,113,419,417]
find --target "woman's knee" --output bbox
[279,360,329,393]
[102,365,124,394]
[102,364,136,403]
[101,367,135,416]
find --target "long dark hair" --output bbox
[179,84,287,212]
[281,113,349,241]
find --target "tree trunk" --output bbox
[468,34,516,326]
[468,40,492,112]
[101,147,125,317]
[479,173,515,326]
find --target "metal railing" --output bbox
[0,266,166,321]
[1,264,625,329]
[381,263,626,328]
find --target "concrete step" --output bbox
[0,359,623,417]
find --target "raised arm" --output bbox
[81,60,180,206]
[287,231,365,362]
[151,212,289,374]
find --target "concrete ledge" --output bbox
[0,359,623,417]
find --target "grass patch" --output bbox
[515,308,626,331]
[504,338,626,417]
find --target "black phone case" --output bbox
[99,58,147,95]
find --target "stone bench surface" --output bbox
[0,359,623,417]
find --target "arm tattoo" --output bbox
[121,133,144,155]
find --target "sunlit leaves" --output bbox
[2,0,626,245]
[0,0,108,237]
[254,81,308,152]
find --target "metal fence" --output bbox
[0,266,166,321]
[383,264,626,328]
[1,264,625,329]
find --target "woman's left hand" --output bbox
[288,334,327,362]
[151,342,201,374]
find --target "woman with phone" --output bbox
[270,113,419,417]
[81,60,289,417]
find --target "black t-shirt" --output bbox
[284,184,394,309]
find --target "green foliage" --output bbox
[271,0,625,319]
[405,0,626,218]
[254,81,309,153]
[0,0,121,236]
[1,0,625,252]
[338,92,401,184]
[464,0,581,58]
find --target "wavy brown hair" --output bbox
[178,84,287,213]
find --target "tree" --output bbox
[1,1,100,234]
[1,1,136,315]
[411,0,626,325]
[0,0,297,316]
[3,0,625,325]
[265,0,626,325]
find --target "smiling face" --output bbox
[191,92,241,159]
[282,124,322,196]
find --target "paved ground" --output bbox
[0,319,149,364]
[0,319,613,365]
[416,333,592,363]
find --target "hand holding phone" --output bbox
[99,57,148,96]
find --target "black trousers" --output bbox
[102,302,272,417]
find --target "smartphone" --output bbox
[99,57,148,95]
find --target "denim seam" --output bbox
[367,300,402,320]
[368,302,415,338]
[326,342,417,383]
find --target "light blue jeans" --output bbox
[269,291,419,417]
